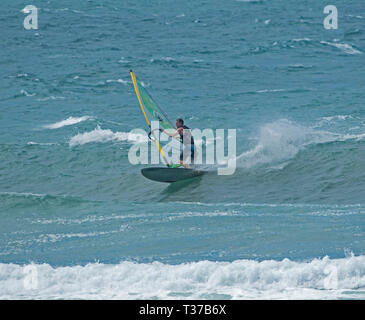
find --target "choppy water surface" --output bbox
[1,0,365,299]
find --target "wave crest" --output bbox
[43,116,92,129]
[1,255,365,299]
[69,126,147,147]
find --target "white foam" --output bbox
[321,115,353,122]
[118,57,130,63]
[1,255,365,299]
[31,213,151,225]
[292,38,311,42]
[27,142,58,146]
[37,96,65,101]
[0,191,46,198]
[320,41,362,55]
[20,89,36,97]
[255,89,285,93]
[69,126,147,147]
[36,230,120,243]
[347,14,363,19]
[288,64,312,69]
[236,119,365,168]
[150,57,175,63]
[105,79,128,85]
[315,115,355,128]
[337,132,365,141]
[43,116,92,129]
[236,120,325,168]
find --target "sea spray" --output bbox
[235,119,356,169]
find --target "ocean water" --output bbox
[1,0,365,299]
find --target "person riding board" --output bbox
[159,118,195,168]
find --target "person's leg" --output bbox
[190,144,195,164]
[179,160,189,168]
[180,147,189,168]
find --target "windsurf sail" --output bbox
[137,84,174,132]
[130,70,175,167]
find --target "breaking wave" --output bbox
[1,254,365,299]
[69,126,147,147]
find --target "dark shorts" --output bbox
[180,144,195,162]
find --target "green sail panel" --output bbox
[136,79,175,131]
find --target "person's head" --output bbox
[176,118,184,128]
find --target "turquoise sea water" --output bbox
[1,0,365,299]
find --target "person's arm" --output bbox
[160,128,180,137]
